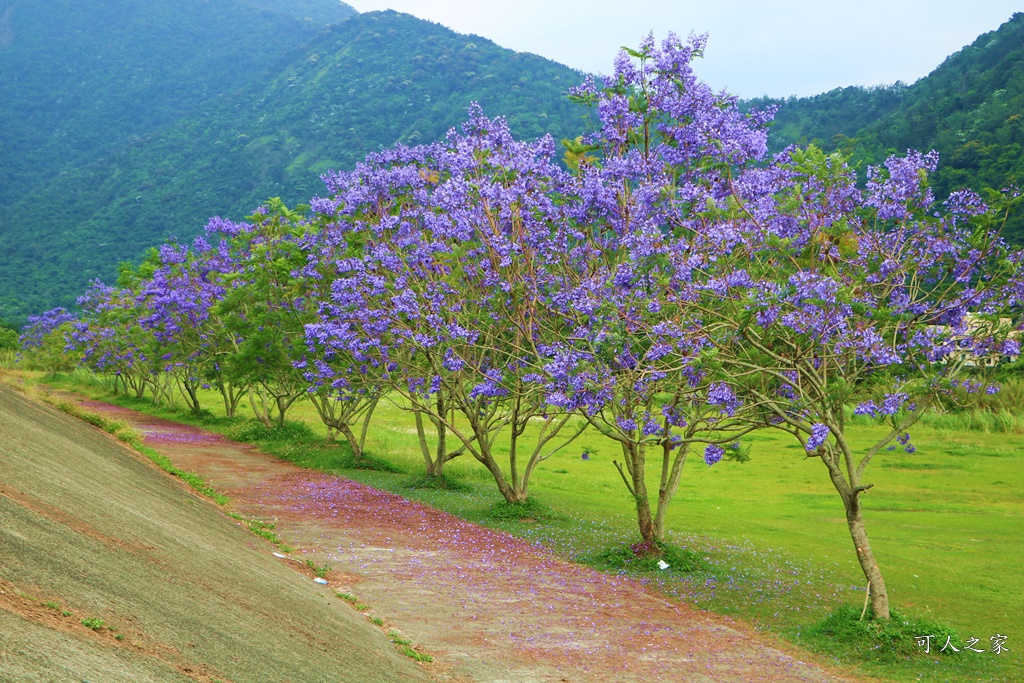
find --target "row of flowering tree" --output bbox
[21,34,1023,621]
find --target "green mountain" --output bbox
[0,3,583,323]
[753,12,1024,240]
[0,0,357,321]
[0,0,354,209]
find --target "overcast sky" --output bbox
[344,1,1021,98]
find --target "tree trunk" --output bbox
[227,385,242,417]
[412,395,469,479]
[622,441,658,547]
[635,495,657,546]
[219,384,232,416]
[485,458,522,502]
[130,375,146,399]
[414,410,443,476]
[845,494,890,620]
[357,396,379,454]
[178,378,202,414]
[217,379,244,418]
[338,421,365,463]
[275,395,287,428]
[822,441,892,621]
[509,423,524,500]
[653,441,687,542]
[476,441,520,502]
[248,388,273,428]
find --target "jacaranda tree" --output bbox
[70,276,170,401]
[138,238,231,415]
[307,108,586,500]
[675,144,1021,619]
[540,35,773,546]
[19,306,80,374]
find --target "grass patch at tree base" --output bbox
[404,473,472,491]
[488,496,556,522]
[580,539,708,573]
[341,454,404,473]
[801,604,963,663]
[228,419,319,444]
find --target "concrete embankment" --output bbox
[0,383,431,683]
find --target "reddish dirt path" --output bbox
[74,397,856,683]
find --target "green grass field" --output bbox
[38,370,1023,683]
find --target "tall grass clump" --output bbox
[918,408,1024,434]
[0,349,18,369]
[801,604,963,663]
[846,376,1024,434]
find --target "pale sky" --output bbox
[344,1,1022,98]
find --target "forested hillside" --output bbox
[756,12,1024,241]
[0,0,353,210]
[0,3,583,323]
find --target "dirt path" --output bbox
[71,396,856,683]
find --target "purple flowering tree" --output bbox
[303,226,466,477]
[307,108,586,499]
[175,216,279,418]
[69,276,167,400]
[681,143,1023,619]
[137,238,234,414]
[282,215,386,460]
[541,34,772,547]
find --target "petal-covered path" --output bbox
[73,395,854,683]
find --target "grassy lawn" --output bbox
[36,370,1023,683]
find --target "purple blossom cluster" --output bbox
[703,444,725,467]
[805,424,830,453]
[20,307,78,349]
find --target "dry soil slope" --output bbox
[0,383,431,683]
